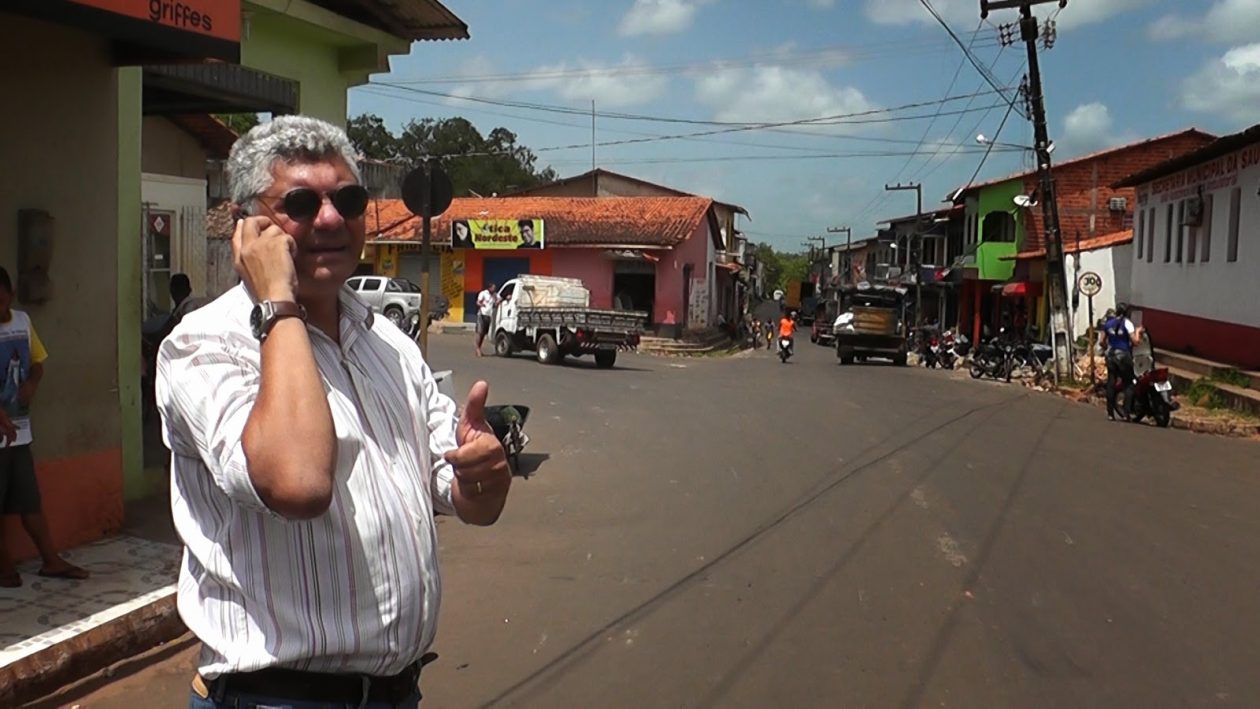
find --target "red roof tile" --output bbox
[365,196,715,248]
[951,128,1216,199]
[1007,229,1133,260]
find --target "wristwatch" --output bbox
[250,300,307,341]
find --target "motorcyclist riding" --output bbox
[1103,303,1145,421]
[778,311,796,357]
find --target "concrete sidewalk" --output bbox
[0,535,182,707]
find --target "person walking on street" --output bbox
[157,116,511,708]
[1103,303,1144,421]
[475,282,498,357]
[0,267,89,587]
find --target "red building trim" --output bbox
[1135,305,1260,370]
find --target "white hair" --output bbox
[226,115,362,209]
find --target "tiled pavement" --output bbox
[0,535,180,671]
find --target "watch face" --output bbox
[250,304,264,340]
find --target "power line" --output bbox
[914,61,1027,183]
[959,85,1020,191]
[542,146,1022,166]
[367,80,1012,129]
[383,37,1002,87]
[359,85,994,156]
[919,0,1024,117]
[846,20,987,229]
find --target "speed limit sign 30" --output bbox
[1078,271,1103,297]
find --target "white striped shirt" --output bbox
[156,284,459,679]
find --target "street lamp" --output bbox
[977,133,1054,154]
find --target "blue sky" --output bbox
[348,0,1260,250]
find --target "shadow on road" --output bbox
[513,452,550,479]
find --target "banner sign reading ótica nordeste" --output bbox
[451,219,545,250]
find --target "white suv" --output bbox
[346,276,422,329]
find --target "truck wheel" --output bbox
[893,353,908,367]
[494,331,514,357]
[594,350,617,369]
[537,334,563,365]
[384,306,405,328]
[838,347,854,365]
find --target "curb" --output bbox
[1,593,184,707]
[1054,389,1259,439]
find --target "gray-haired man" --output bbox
[157,115,511,708]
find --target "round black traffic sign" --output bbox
[401,163,454,218]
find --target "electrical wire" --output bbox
[358,85,999,155]
[845,20,987,229]
[918,0,1024,117]
[959,87,1020,191]
[384,37,1002,87]
[367,81,1012,129]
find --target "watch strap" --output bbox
[255,300,307,341]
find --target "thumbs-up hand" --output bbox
[445,381,511,525]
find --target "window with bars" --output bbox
[1139,209,1149,261]
[1202,194,1213,263]
[1227,187,1241,263]
[1164,204,1173,263]
[1175,200,1185,263]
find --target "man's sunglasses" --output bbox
[264,185,370,221]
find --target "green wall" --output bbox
[975,179,1025,281]
[242,13,349,123]
[117,68,145,499]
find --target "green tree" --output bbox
[358,114,556,197]
[214,113,260,135]
[750,242,809,293]
[347,113,398,160]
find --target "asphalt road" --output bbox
[43,333,1260,708]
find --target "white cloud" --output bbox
[618,0,712,37]
[806,0,837,8]
[1181,42,1260,124]
[1059,102,1137,156]
[694,64,875,128]
[447,55,668,108]
[1148,0,1260,44]
[864,0,1153,30]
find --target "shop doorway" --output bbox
[612,269,655,323]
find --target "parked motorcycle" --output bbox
[778,336,794,363]
[914,327,942,369]
[1123,332,1179,427]
[937,330,960,370]
[1010,339,1054,384]
[969,331,1014,381]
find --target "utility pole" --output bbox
[827,226,851,285]
[591,100,596,171]
[885,182,923,325]
[983,0,1072,382]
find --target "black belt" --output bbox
[208,656,433,705]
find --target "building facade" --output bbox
[0,0,467,559]
[366,196,724,336]
[951,129,1217,343]
[1116,124,1260,369]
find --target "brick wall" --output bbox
[1023,132,1216,252]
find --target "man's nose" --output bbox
[312,196,345,230]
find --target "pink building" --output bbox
[366,196,726,336]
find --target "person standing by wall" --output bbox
[475,281,498,357]
[0,267,89,587]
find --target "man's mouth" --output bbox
[307,244,348,254]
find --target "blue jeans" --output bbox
[189,688,421,709]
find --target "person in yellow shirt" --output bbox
[0,266,89,587]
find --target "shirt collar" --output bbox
[338,286,374,347]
